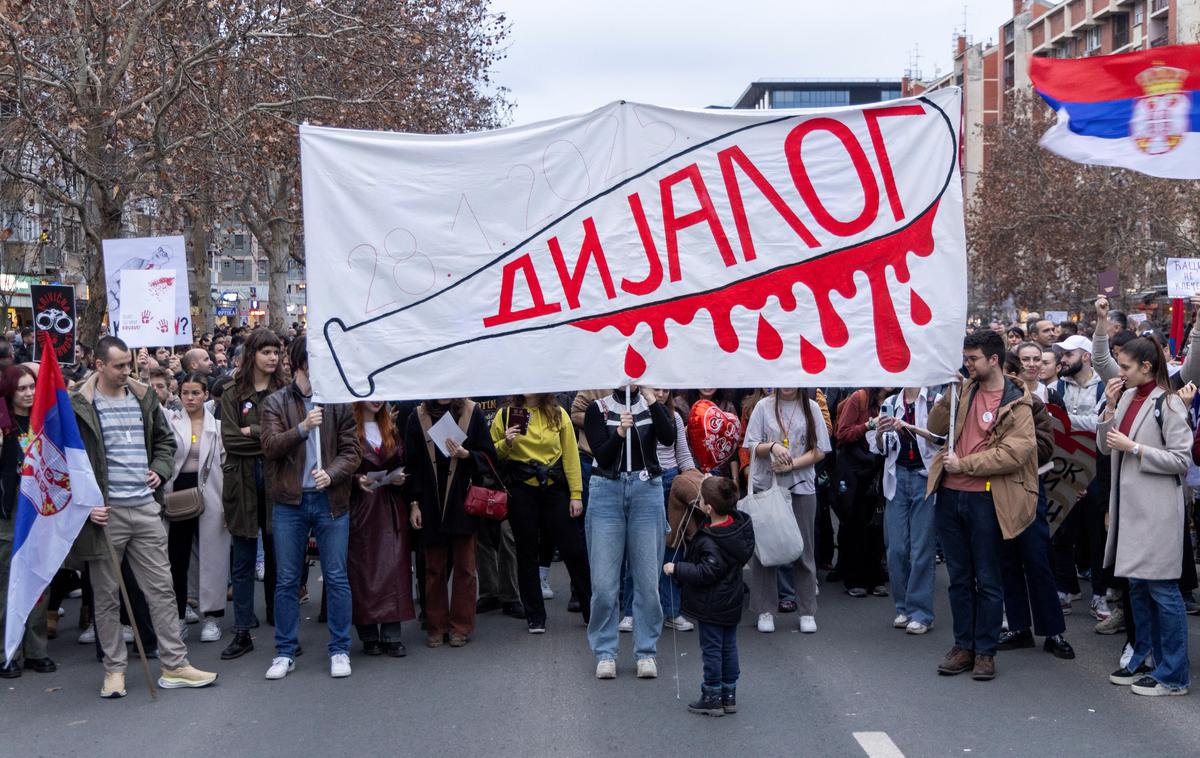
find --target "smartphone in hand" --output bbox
[509,407,530,435]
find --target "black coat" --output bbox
[674,510,756,626]
[403,402,497,546]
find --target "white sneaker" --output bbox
[799,615,817,634]
[906,620,930,635]
[255,561,265,582]
[265,656,294,680]
[1091,595,1112,621]
[636,658,658,678]
[199,618,221,643]
[664,615,695,631]
[121,625,134,643]
[1057,592,1072,616]
[78,626,96,645]
[596,659,617,679]
[330,653,351,678]
[618,616,634,633]
[68,588,82,599]
[540,576,555,600]
[757,612,775,633]
[178,619,189,641]
[1120,642,1134,670]
[184,606,200,624]
[893,614,909,629]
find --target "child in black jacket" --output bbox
[665,476,755,716]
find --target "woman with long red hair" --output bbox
[348,401,413,657]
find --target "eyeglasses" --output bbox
[962,355,988,364]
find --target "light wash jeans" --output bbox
[884,466,936,625]
[586,473,665,661]
[1128,578,1190,690]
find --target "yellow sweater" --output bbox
[490,406,583,500]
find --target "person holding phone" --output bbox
[492,394,591,634]
[348,400,413,657]
[1098,336,1192,696]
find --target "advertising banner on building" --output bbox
[101,235,192,345]
[29,284,76,363]
[301,91,966,401]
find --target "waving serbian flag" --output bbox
[4,337,101,664]
[1030,44,1200,179]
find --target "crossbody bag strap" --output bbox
[416,405,441,508]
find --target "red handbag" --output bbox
[464,454,508,521]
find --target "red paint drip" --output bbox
[624,344,647,378]
[576,201,940,375]
[756,315,783,360]
[800,336,826,373]
[911,289,931,326]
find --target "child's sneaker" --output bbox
[688,687,725,717]
[721,687,737,714]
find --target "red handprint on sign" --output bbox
[157,318,169,333]
[141,310,151,324]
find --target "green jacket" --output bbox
[221,381,275,539]
[69,374,177,562]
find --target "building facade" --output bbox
[732,79,904,110]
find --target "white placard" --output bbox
[301,91,967,401]
[1043,310,1069,324]
[428,412,467,457]
[1167,258,1200,299]
[102,235,193,345]
[118,269,178,348]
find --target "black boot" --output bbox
[721,686,737,714]
[220,630,254,660]
[1043,634,1076,660]
[687,687,724,717]
[0,661,20,679]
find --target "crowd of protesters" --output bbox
[0,297,1197,713]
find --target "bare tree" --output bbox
[967,91,1200,313]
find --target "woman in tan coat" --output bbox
[1097,336,1191,697]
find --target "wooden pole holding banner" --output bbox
[102,529,157,700]
[948,378,959,455]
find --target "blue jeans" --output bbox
[885,467,936,625]
[273,492,351,658]
[231,535,258,631]
[621,468,682,617]
[1128,578,1191,689]
[586,473,666,661]
[697,622,739,692]
[936,488,1004,656]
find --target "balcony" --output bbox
[1150,34,1169,47]
[1094,1,1124,18]
[1151,0,1170,18]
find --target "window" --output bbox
[233,233,247,252]
[1086,26,1101,51]
[1004,23,1014,44]
[221,259,231,272]
[1003,58,1015,90]
[257,260,267,280]
[880,89,902,101]
[1113,13,1130,49]
[233,259,246,278]
[1135,5,1144,25]
[770,89,851,108]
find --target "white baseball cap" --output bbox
[1055,335,1093,354]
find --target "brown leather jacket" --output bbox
[260,383,361,515]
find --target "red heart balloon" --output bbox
[687,400,743,473]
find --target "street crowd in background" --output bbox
[0,293,1198,715]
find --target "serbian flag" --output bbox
[1030,44,1200,179]
[4,336,101,664]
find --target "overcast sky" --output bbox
[491,0,1015,124]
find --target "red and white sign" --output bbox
[301,92,966,401]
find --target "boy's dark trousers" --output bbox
[698,622,739,694]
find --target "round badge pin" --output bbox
[982,411,994,424]
[639,470,650,481]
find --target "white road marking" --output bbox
[854,731,906,758]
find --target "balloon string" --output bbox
[670,499,699,701]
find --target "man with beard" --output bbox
[1051,331,1112,623]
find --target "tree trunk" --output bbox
[267,231,290,333]
[183,203,213,338]
[79,191,123,348]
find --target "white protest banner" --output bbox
[102,235,193,345]
[1167,257,1200,298]
[118,269,177,348]
[301,91,967,402]
[1043,310,1069,324]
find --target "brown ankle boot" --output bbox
[972,654,996,681]
[937,646,975,675]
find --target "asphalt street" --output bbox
[3,563,1198,758]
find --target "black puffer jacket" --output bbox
[674,510,756,626]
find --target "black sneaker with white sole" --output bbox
[527,621,546,634]
[1130,675,1189,696]
[1109,664,1152,686]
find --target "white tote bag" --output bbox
[738,473,803,567]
